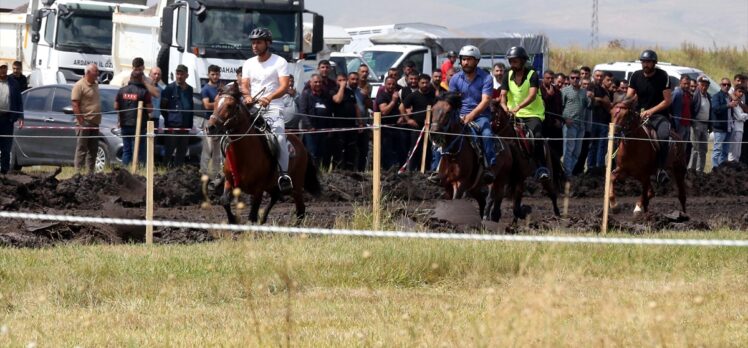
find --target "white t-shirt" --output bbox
[241,54,289,110]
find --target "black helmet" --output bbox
[639,49,658,62]
[506,46,529,60]
[446,50,457,57]
[249,27,273,42]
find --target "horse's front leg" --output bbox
[469,187,487,220]
[634,176,652,214]
[260,190,280,225]
[248,193,262,223]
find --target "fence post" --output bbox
[420,105,431,174]
[601,122,616,234]
[131,101,144,173]
[146,121,155,244]
[372,112,382,231]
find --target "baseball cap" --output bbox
[176,64,188,73]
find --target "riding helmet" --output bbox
[249,27,273,42]
[506,46,529,61]
[458,45,481,60]
[639,49,658,62]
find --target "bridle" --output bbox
[432,102,468,156]
[611,103,641,137]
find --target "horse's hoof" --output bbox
[633,204,643,214]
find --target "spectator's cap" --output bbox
[697,75,710,85]
[176,64,188,73]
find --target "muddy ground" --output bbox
[1,163,746,247]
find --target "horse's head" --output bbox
[610,96,640,135]
[431,92,462,146]
[489,99,512,132]
[207,83,245,135]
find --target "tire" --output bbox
[95,142,110,173]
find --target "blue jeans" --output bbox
[712,131,730,168]
[470,117,496,167]
[121,126,146,166]
[431,145,442,171]
[587,123,608,169]
[563,123,584,177]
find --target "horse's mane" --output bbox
[438,92,463,110]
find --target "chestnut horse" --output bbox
[609,100,687,213]
[208,84,320,224]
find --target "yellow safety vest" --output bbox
[507,69,545,121]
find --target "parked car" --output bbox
[593,61,721,95]
[10,84,203,172]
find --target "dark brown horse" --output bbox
[609,100,687,213]
[208,84,320,224]
[489,100,562,221]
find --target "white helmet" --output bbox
[458,45,481,60]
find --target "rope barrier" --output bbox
[0,211,745,247]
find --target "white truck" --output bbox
[0,0,148,87]
[110,0,324,94]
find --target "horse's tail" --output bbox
[304,153,322,196]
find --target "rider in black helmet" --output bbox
[626,49,673,184]
[499,46,552,181]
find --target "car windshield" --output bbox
[56,12,112,53]
[190,9,298,57]
[361,51,403,79]
[330,56,379,82]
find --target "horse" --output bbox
[609,99,687,214]
[488,100,562,221]
[207,84,321,225]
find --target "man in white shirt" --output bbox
[240,27,293,193]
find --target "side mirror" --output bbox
[311,14,324,54]
[159,6,174,46]
[62,106,74,115]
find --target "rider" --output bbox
[240,27,293,193]
[448,45,496,183]
[626,49,672,184]
[499,46,550,181]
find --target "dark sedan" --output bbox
[10,84,203,172]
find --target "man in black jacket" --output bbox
[0,61,24,174]
[710,77,737,168]
[160,64,194,167]
[115,70,153,166]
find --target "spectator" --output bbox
[387,68,401,84]
[688,76,711,173]
[729,74,744,94]
[281,75,300,128]
[402,73,436,171]
[376,76,405,169]
[397,60,417,88]
[540,70,564,157]
[331,72,361,170]
[400,72,419,102]
[71,63,102,174]
[440,51,457,80]
[689,79,698,95]
[671,75,693,159]
[8,61,28,92]
[113,57,161,99]
[298,74,333,168]
[0,60,24,175]
[431,70,447,97]
[710,78,735,168]
[148,67,165,125]
[587,71,613,174]
[573,66,594,175]
[160,64,194,167]
[441,67,455,91]
[492,62,506,99]
[354,65,372,171]
[304,60,336,96]
[200,64,223,177]
[727,85,747,162]
[561,70,590,179]
[115,70,153,166]
[357,64,373,108]
[613,79,628,104]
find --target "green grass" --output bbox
[550,44,748,81]
[1,232,746,346]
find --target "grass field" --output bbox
[1,232,746,347]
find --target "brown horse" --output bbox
[208,84,320,224]
[431,93,512,222]
[489,100,562,221]
[609,100,687,213]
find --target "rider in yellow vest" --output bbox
[499,46,551,181]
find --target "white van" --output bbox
[593,61,720,95]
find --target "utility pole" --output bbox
[591,0,599,48]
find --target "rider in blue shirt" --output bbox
[449,45,496,183]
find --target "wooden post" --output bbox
[420,105,432,174]
[131,101,144,173]
[145,121,154,244]
[372,112,382,231]
[601,122,616,234]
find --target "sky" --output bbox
[3,0,746,48]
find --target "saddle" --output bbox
[513,123,534,158]
[466,122,505,166]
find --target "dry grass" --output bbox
[1,233,746,346]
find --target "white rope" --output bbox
[0,211,746,247]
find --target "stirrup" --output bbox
[535,167,550,181]
[656,169,670,185]
[278,173,293,193]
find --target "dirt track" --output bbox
[1,163,747,247]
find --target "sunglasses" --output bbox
[570,76,580,80]
[721,83,731,86]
